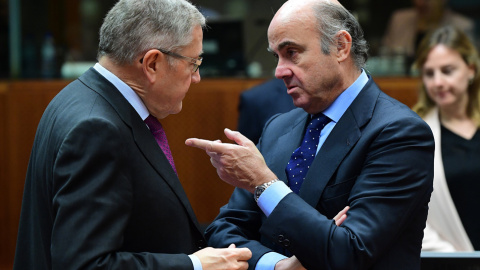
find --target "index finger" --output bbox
[185,138,214,151]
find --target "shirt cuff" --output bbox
[189,254,203,270]
[256,252,288,270]
[257,181,292,216]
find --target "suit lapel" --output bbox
[130,117,203,231]
[299,79,380,207]
[299,109,361,206]
[78,68,203,233]
[267,112,309,185]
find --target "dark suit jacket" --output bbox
[238,78,296,144]
[206,79,434,269]
[14,68,206,270]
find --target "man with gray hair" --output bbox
[13,0,251,269]
[186,0,434,269]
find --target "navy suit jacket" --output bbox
[238,78,296,144]
[206,78,434,269]
[14,68,206,270]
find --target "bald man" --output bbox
[186,0,434,269]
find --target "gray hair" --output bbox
[313,2,368,69]
[98,0,206,65]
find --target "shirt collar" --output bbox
[93,63,150,121]
[321,69,369,123]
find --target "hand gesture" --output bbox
[186,129,277,193]
[194,244,252,270]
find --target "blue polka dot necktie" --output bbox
[285,113,331,194]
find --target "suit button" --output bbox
[283,239,290,247]
[197,239,206,249]
[278,235,285,243]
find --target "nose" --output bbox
[432,72,445,88]
[191,70,201,84]
[274,61,293,79]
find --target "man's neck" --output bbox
[99,56,144,93]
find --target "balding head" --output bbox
[271,0,342,27]
[269,0,368,71]
[280,0,342,10]
[266,0,367,114]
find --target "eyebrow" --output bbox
[267,41,303,53]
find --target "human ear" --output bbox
[141,50,165,83]
[467,64,476,82]
[335,30,352,62]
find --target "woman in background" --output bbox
[413,25,480,252]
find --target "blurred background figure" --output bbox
[413,25,480,252]
[237,78,295,145]
[382,0,474,72]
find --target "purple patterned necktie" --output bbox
[144,115,177,174]
[285,113,331,194]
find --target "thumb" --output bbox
[224,128,253,147]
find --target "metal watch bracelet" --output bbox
[254,179,279,202]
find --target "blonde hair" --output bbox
[412,25,480,126]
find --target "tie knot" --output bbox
[308,113,331,130]
[144,114,163,132]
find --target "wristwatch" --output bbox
[254,179,279,202]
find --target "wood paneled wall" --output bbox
[0,76,420,269]
[0,80,72,270]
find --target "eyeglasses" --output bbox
[140,48,202,72]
